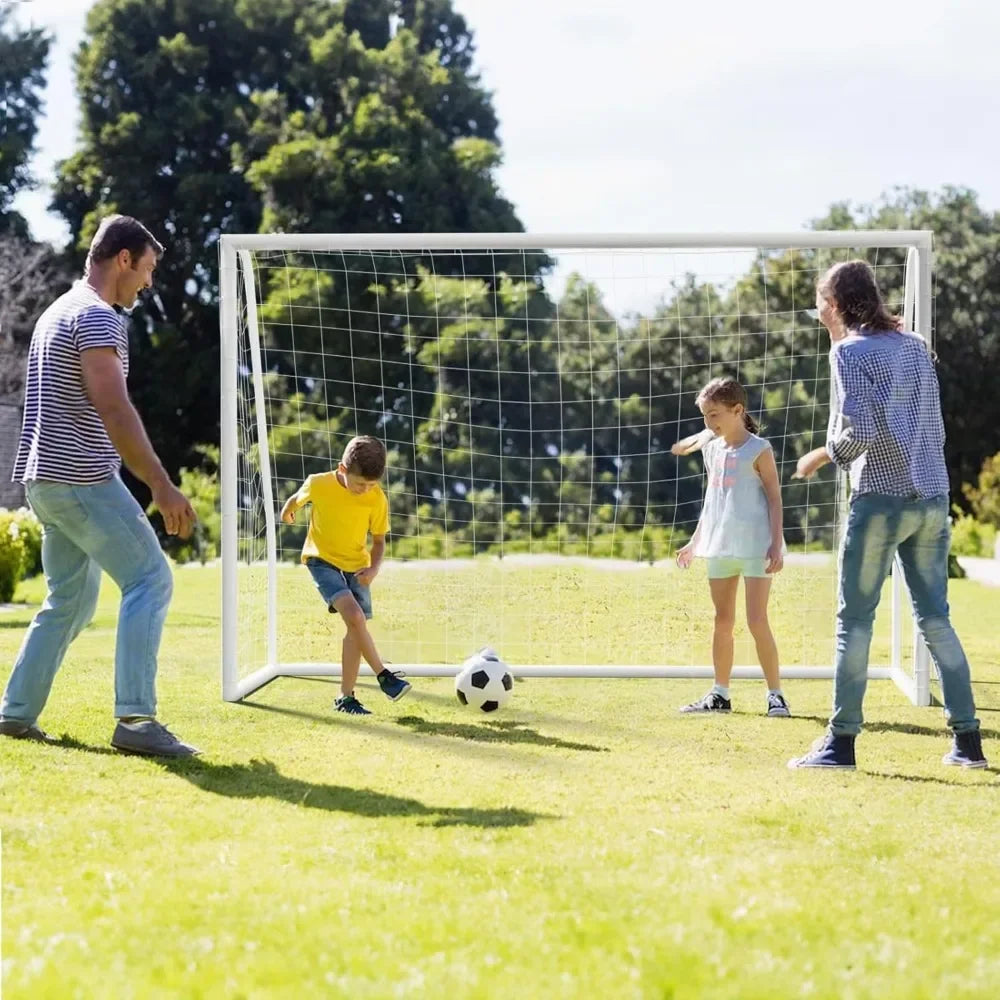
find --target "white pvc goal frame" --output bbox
[219,231,934,705]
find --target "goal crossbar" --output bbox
[220,230,933,252]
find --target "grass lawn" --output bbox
[1,560,999,999]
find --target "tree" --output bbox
[0,235,71,348]
[0,8,51,235]
[812,187,1000,504]
[52,0,539,493]
[964,452,1000,528]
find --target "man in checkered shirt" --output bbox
[788,259,985,771]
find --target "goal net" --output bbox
[219,232,934,705]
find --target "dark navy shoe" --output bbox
[680,691,731,714]
[377,669,411,702]
[787,733,856,770]
[942,730,988,769]
[335,695,372,715]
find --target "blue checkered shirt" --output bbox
[825,330,950,498]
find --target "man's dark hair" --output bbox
[342,435,387,480]
[85,215,165,273]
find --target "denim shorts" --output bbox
[706,556,769,579]
[305,557,373,619]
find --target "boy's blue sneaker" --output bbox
[787,733,856,770]
[942,730,988,769]
[377,669,411,702]
[335,695,372,716]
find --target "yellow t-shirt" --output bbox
[296,472,390,572]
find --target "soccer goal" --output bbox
[219,231,934,705]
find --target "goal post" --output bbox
[219,231,934,705]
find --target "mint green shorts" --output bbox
[707,556,769,579]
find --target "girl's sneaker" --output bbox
[335,695,372,715]
[680,691,732,713]
[766,693,791,717]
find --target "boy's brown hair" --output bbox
[342,435,386,480]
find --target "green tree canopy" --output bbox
[52,0,533,486]
[0,8,51,235]
[812,187,1000,500]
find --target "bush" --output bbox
[150,446,222,564]
[964,451,1000,528]
[0,510,27,602]
[12,506,42,577]
[950,509,996,558]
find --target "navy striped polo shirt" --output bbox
[12,280,129,485]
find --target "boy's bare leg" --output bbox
[341,631,362,697]
[332,593,386,677]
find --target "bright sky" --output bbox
[11,0,1000,249]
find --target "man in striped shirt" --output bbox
[0,215,200,756]
[788,259,985,771]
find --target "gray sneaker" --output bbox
[111,720,201,758]
[0,719,57,744]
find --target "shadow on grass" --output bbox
[242,681,624,734]
[32,736,550,827]
[864,769,998,786]
[394,715,608,752]
[18,734,119,754]
[159,757,551,828]
[793,714,999,740]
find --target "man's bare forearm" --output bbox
[100,402,170,489]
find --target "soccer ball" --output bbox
[455,647,513,713]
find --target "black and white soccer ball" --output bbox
[455,647,513,713]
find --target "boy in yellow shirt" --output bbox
[280,435,411,714]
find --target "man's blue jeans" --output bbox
[831,494,979,736]
[0,477,173,724]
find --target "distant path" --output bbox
[957,556,1000,588]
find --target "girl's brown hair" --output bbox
[695,376,759,433]
[817,260,902,333]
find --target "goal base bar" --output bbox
[225,663,922,703]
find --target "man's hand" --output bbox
[152,480,197,539]
[354,566,378,586]
[792,447,831,481]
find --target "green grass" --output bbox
[252,555,895,669]
[2,562,999,999]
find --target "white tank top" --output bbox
[694,433,784,559]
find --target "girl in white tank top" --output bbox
[673,377,789,718]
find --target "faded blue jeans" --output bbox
[830,494,979,736]
[0,477,173,724]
